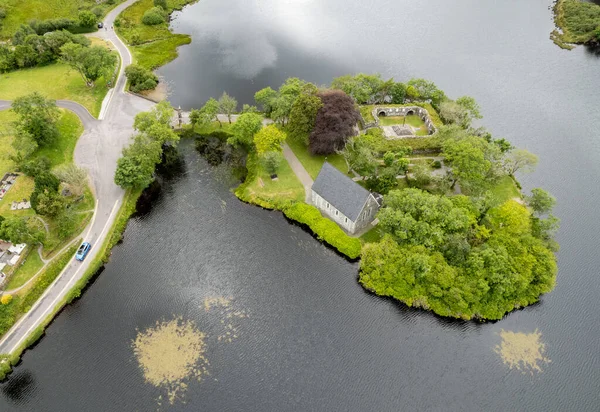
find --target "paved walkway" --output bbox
[282,143,314,203]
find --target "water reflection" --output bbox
[1,371,35,404]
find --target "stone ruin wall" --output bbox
[362,106,437,137]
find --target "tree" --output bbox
[12,24,35,46]
[378,188,475,249]
[309,90,360,155]
[254,87,277,116]
[54,164,88,196]
[189,108,205,130]
[390,82,407,104]
[261,151,283,175]
[0,295,12,305]
[502,148,538,176]
[134,100,174,132]
[526,188,556,216]
[407,78,446,107]
[254,125,286,154]
[11,93,60,146]
[218,92,238,123]
[125,64,158,92]
[114,142,158,189]
[339,136,376,176]
[229,112,263,149]
[78,10,97,27]
[34,189,66,217]
[242,104,259,113]
[287,83,323,144]
[455,96,482,126]
[443,135,504,195]
[331,73,387,104]
[200,98,221,127]
[60,44,117,87]
[0,216,45,244]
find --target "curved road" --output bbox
[0,0,153,355]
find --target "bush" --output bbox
[29,18,76,35]
[78,10,97,28]
[142,7,166,25]
[125,64,159,92]
[0,295,12,305]
[283,203,362,259]
[154,0,168,9]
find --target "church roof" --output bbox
[311,163,372,222]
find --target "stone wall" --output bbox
[366,106,437,137]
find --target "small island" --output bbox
[160,74,559,321]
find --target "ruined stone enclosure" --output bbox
[371,106,437,139]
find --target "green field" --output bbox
[5,248,44,290]
[0,0,121,38]
[117,0,195,69]
[0,64,111,117]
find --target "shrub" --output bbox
[142,7,166,25]
[283,203,362,259]
[78,10,97,28]
[125,64,159,92]
[154,0,168,9]
[0,295,12,305]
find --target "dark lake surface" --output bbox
[2,0,600,410]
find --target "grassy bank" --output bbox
[0,188,142,380]
[0,0,122,38]
[235,152,361,259]
[0,64,112,117]
[116,0,196,70]
[553,0,600,48]
[286,138,348,180]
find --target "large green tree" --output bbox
[229,112,263,149]
[11,92,60,146]
[287,83,323,144]
[60,43,116,87]
[254,125,286,154]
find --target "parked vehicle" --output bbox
[98,22,104,29]
[76,242,92,261]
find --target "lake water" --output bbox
[2,0,600,410]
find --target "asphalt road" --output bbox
[0,0,153,355]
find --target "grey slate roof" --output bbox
[311,162,371,222]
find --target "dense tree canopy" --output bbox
[360,189,558,320]
[254,125,286,154]
[308,90,360,155]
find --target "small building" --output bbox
[311,163,381,234]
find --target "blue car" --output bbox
[76,242,91,261]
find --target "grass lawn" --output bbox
[379,115,430,136]
[117,0,196,69]
[286,137,348,180]
[490,175,521,205]
[0,64,111,117]
[0,0,119,38]
[5,248,44,290]
[32,110,83,168]
[238,152,304,207]
[0,175,35,216]
[0,110,17,176]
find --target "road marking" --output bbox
[0,200,120,354]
